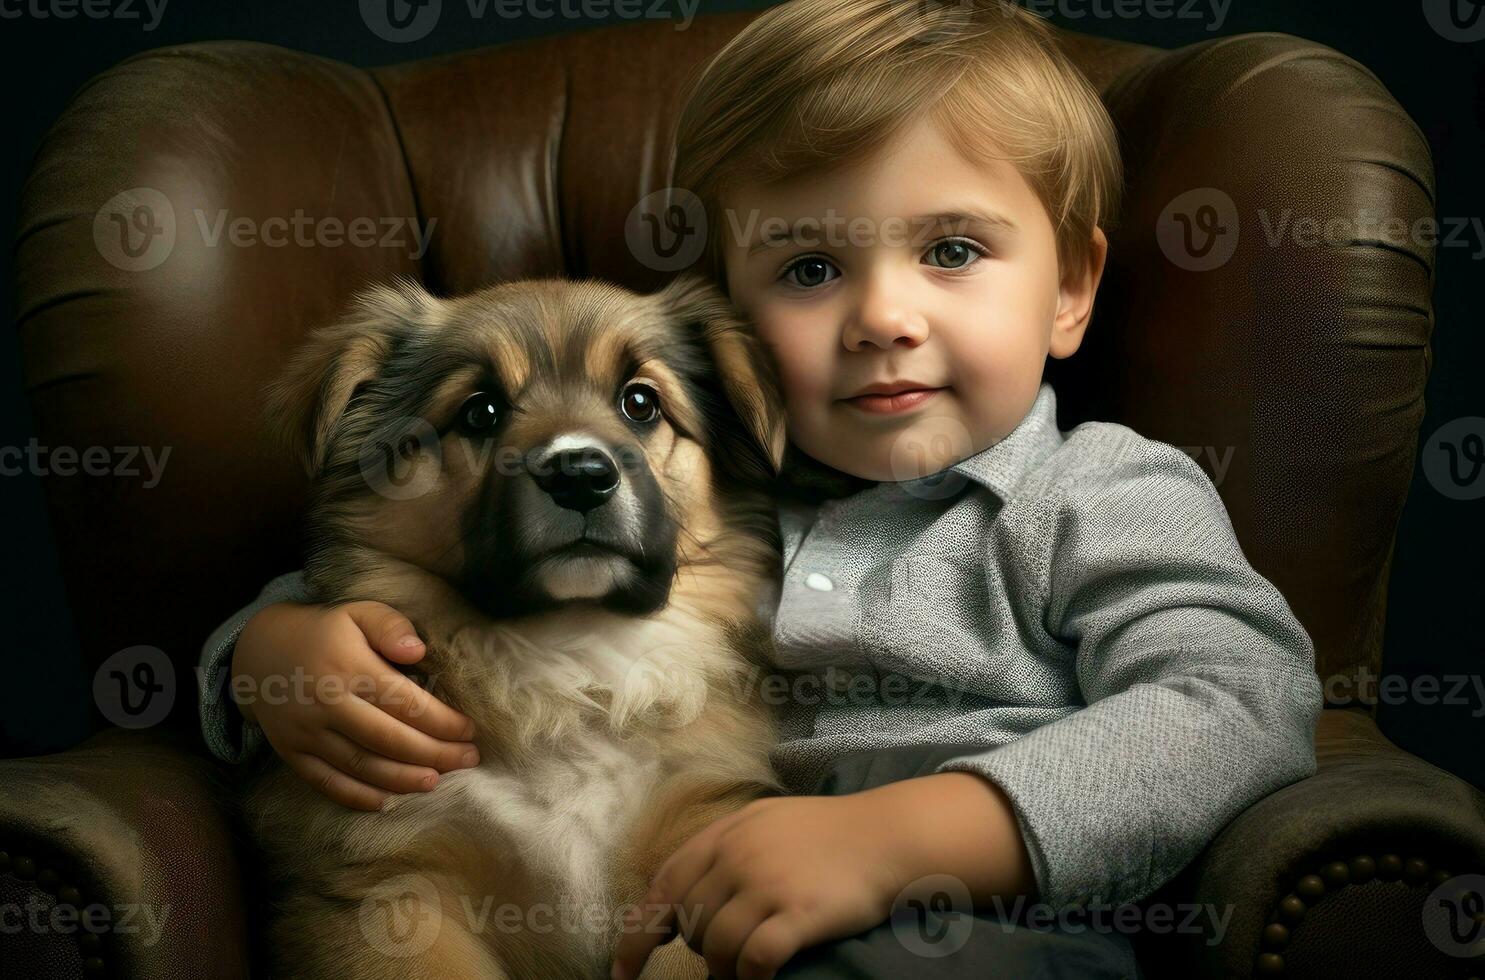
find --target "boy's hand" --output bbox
[609,793,908,980]
[231,600,480,812]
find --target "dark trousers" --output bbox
[769,741,1144,980]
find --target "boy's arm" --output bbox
[933,434,1324,912]
[197,570,313,763]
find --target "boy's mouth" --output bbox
[839,385,947,415]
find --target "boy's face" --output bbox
[720,115,1107,482]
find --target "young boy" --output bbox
[199,1,1323,977]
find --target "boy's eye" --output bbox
[923,238,988,270]
[780,255,839,289]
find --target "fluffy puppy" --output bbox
[240,273,788,980]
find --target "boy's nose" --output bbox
[840,264,931,350]
[841,295,930,351]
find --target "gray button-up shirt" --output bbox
[760,381,1322,909]
[200,381,1322,911]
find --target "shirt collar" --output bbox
[917,381,1064,503]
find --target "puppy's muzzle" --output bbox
[531,447,619,513]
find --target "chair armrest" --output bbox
[0,727,249,979]
[1136,707,1485,979]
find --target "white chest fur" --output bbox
[409,733,666,909]
[372,606,752,907]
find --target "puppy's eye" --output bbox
[456,392,500,436]
[619,381,661,424]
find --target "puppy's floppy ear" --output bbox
[264,277,440,477]
[657,272,787,480]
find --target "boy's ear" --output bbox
[657,272,788,480]
[264,278,440,477]
[1051,226,1109,359]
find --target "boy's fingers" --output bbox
[373,667,477,741]
[735,913,803,980]
[335,695,480,773]
[317,729,442,795]
[345,601,426,665]
[285,749,389,812]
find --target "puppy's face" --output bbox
[267,274,785,620]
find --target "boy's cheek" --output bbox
[765,339,835,407]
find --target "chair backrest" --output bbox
[14,11,1434,732]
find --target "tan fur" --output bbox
[242,275,787,979]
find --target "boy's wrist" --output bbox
[228,643,257,726]
[856,770,1037,909]
[230,602,295,727]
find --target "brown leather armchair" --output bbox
[5,9,1483,979]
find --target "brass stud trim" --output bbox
[1250,851,1471,976]
[0,840,108,977]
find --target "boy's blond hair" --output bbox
[670,0,1123,288]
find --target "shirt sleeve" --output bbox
[197,570,314,764]
[932,431,1323,911]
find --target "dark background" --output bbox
[1,0,1481,789]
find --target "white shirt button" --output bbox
[804,572,835,592]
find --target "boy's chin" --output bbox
[795,435,964,485]
[861,424,984,484]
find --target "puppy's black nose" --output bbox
[531,448,619,512]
